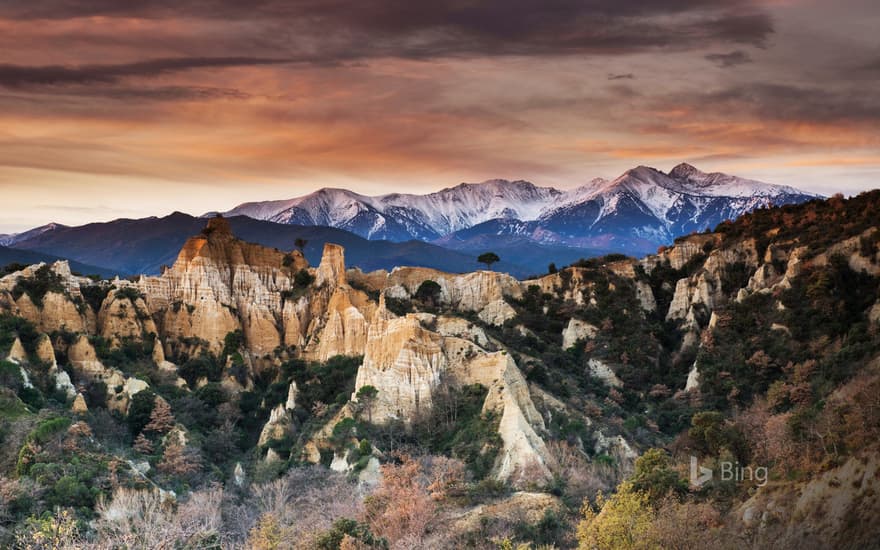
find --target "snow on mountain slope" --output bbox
[214,164,821,250]
[380,179,561,235]
[0,223,67,247]
[666,163,813,198]
[225,179,563,241]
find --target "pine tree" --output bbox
[133,433,154,454]
[158,440,200,476]
[144,397,175,434]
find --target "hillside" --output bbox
[0,191,877,548]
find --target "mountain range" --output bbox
[214,163,820,255]
[2,163,821,277]
[5,213,539,277]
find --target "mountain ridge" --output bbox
[7,212,544,277]
[212,163,821,253]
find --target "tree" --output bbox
[629,448,685,503]
[315,518,386,550]
[133,433,154,454]
[356,385,379,424]
[127,390,156,435]
[414,280,441,307]
[364,455,434,546]
[249,513,285,550]
[548,263,558,274]
[158,440,201,476]
[144,397,175,435]
[477,252,500,270]
[294,238,308,253]
[294,269,315,288]
[577,482,654,550]
[15,507,80,550]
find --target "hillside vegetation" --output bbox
[0,192,878,549]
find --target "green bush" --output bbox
[412,384,503,479]
[127,390,156,435]
[80,284,112,313]
[384,297,413,316]
[179,355,222,388]
[46,475,95,509]
[114,286,144,302]
[16,416,72,475]
[629,448,686,502]
[282,355,362,413]
[0,359,23,389]
[0,314,40,355]
[11,265,65,307]
[222,330,244,359]
[295,269,315,287]
[315,518,387,550]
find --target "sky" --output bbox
[1,0,879,233]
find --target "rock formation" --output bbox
[137,215,307,356]
[7,336,27,364]
[97,288,158,344]
[562,318,598,350]
[72,393,88,414]
[383,267,522,312]
[258,404,294,448]
[67,334,148,414]
[315,243,347,287]
[353,299,445,421]
[457,352,551,483]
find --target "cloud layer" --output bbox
[0,0,878,231]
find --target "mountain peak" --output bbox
[212,164,818,248]
[669,162,702,179]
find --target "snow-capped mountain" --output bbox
[215,164,821,255]
[531,164,820,250]
[221,180,562,241]
[0,223,66,247]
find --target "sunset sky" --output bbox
[1,0,879,233]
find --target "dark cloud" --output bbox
[64,85,251,101]
[0,1,774,61]
[607,73,635,80]
[859,57,880,74]
[671,83,880,124]
[705,50,753,68]
[0,57,291,89]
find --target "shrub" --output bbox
[384,297,413,316]
[179,355,222,388]
[222,330,244,359]
[0,314,40,355]
[577,482,653,549]
[315,518,387,550]
[412,384,502,479]
[0,262,28,276]
[11,265,65,307]
[127,390,156,435]
[283,355,362,414]
[629,448,686,503]
[16,416,72,476]
[114,286,144,302]
[294,269,315,288]
[80,284,112,313]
